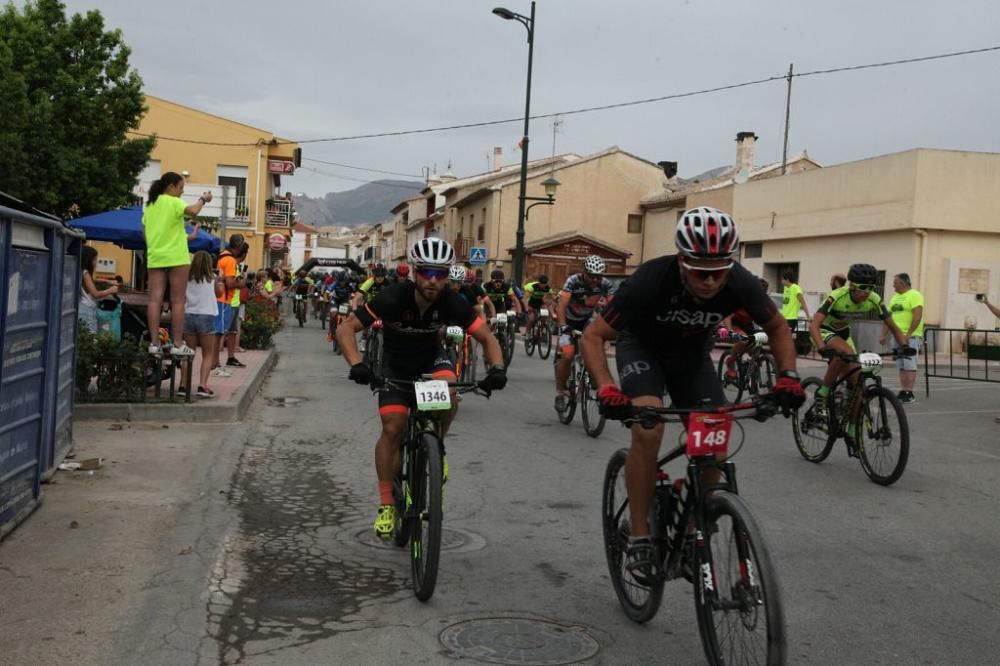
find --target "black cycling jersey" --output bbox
[560,273,613,322]
[452,283,487,308]
[356,281,478,362]
[483,280,515,312]
[601,255,777,356]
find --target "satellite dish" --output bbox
[734,168,750,185]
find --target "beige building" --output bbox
[734,148,1000,330]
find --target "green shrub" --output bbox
[241,295,283,349]
[75,322,151,402]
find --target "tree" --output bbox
[0,0,154,218]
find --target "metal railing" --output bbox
[923,327,1000,395]
[228,194,253,227]
[265,199,292,227]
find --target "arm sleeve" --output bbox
[817,294,836,316]
[599,269,647,332]
[355,291,389,328]
[449,291,478,329]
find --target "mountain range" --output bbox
[294,180,424,228]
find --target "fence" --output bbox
[922,327,1000,395]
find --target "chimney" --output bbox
[657,161,678,180]
[493,146,503,171]
[735,132,757,175]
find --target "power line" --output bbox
[297,166,424,190]
[302,157,423,178]
[127,44,1000,148]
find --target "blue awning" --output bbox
[70,206,222,254]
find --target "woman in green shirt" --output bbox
[143,172,212,355]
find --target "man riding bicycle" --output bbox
[554,255,614,413]
[354,263,389,309]
[484,269,524,319]
[523,273,553,329]
[721,278,770,380]
[336,238,508,539]
[448,265,494,319]
[581,207,805,584]
[809,263,910,428]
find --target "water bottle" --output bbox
[654,470,675,536]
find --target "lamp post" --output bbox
[493,1,536,286]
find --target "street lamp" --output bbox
[525,175,560,219]
[493,1,536,286]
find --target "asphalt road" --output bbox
[58,320,1000,664]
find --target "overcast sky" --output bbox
[59,0,1000,197]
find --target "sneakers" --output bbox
[176,386,190,398]
[897,390,915,403]
[373,504,395,539]
[812,393,829,420]
[170,342,196,357]
[226,357,246,368]
[554,392,569,413]
[147,344,163,355]
[210,367,232,378]
[196,386,216,398]
[442,455,449,485]
[624,536,661,587]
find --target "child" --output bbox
[178,251,223,398]
[80,246,118,332]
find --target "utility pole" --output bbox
[220,186,229,244]
[781,63,794,175]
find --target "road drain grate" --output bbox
[440,617,600,665]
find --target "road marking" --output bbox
[907,409,999,416]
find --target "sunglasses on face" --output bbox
[852,283,875,292]
[681,261,733,281]
[416,267,448,280]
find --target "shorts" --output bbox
[615,332,726,408]
[558,318,589,351]
[185,314,216,336]
[893,336,922,371]
[227,305,241,333]
[377,349,456,415]
[214,302,233,335]
[820,327,856,351]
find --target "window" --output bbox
[477,224,485,242]
[743,242,762,259]
[627,214,643,234]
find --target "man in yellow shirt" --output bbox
[880,272,923,403]
[781,270,810,331]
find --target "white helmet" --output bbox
[448,264,467,282]
[408,237,455,268]
[583,255,606,275]
[675,207,740,259]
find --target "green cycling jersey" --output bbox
[816,285,890,332]
[523,281,552,305]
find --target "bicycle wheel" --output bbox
[751,353,776,398]
[392,461,411,548]
[857,385,909,486]
[410,433,443,601]
[505,324,517,367]
[602,448,665,623]
[558,374,578,425]
[500,329,514,368]
[694,491,786,666]
[717,351,744,404]
[524,321,536,356]
[580,368,606,438]
[792,377,836,463]
[536,320,553,360]
[370,331,383,376]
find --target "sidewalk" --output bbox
[74,347,276,423]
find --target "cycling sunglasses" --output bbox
[416,267,449,280]
[851,283,876,292]
[681,261,733,280]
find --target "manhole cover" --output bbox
[265,396,307,407]
[354,526,481,552]
[440,617,599,665]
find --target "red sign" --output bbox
[268,160,295,175]
[685,412,733,457]
[268,233,288,251]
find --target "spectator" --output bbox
[79,246,118,333]
[880,273,924,403]
[213,235,245,377]
[178,251,223,398]
[781,270,810,330]
[143,172,211,355]
[830,273,847,290]
[230,243,251,355]
[979,295,1000,423]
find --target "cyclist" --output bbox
[291,270,313,319]
[581,207,805,584]
[336,238,508,539]
[354,263,389,309]
[449,265,494,319]
[554,255,614,413]
[809,263,910,424]
[396,261,411,282]
[484,269,523,318]
[721,278,770,380]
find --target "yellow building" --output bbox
[93,95,300,283]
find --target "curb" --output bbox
[73,347,277,423]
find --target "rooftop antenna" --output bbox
[551,116,563,158]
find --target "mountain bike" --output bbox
[491,313,515,368]
[524,307,554,360]
[443,325,478,384]
[361,319,384,376]
[792,348,912,485]
[602,397,786,664]
[554,330,605,437]
[330,302,351,354]
[317,293,329,329]
[717,331,776,403]
[293,293,307,327]
[373,375,490,601]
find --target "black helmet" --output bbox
[490,269,504,281]
[847,263,878,285]
[538,274,549,284]
[373,263,387,278]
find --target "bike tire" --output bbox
[857,385,910,486]
[500,329,514,368]
[558,376,578,425]
[717,351,744,404]
[370,331,383,377]
[410,433,443,601]
[792,377,836,463]
[581,369,606,438]
[537,320,553,360]
[524,328,536,356]
[392,464,411,548]
[694,491,786,666]
[505,325,517,367]
[602,448,665,623]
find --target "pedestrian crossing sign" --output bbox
[469,246,487,264]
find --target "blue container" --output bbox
[0,199,83,540]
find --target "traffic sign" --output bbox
[469,246,487,265]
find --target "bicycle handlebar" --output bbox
[618,395,780,429]
[820,346,916,362]
[371,375,493,398]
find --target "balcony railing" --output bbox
[454,236,475,258]
[228,195,253,227]
[265,198,292,227]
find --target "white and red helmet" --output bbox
[675,207,740,259]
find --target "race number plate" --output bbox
[496,313,508,324]
[539,308,549,317]
[338,304,349,314]
[414,380,451,411]
[686,412,733,457]
[753,331,769,345]
[446,325,465,342]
